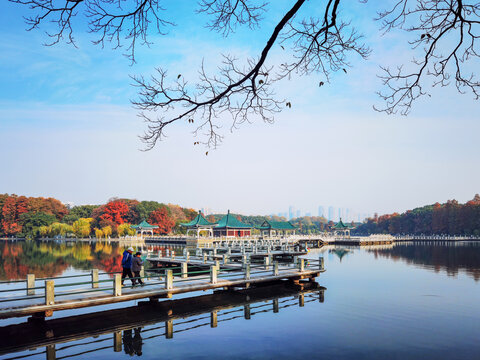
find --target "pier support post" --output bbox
[46,344,56,360]
[223,254,228,264]
[210,311,218,328]
[165,270,173,290]
[165,320,173,339]
[27,274,35,296]
[210,266,217,285]
[45,280,55,306]
[244,304,251,320]
[242,255,248,269]
[273,261,279,276]
[299,293,305,307]
[203,253,207,264]
[298,258,305,272]
[273,299,279,313]
[114,274,122,296]
[181,263,188,279]
[91,269,99,288]
[140,265,145,279]
[215,260,220,269]
[245,264,251,280]
[113,331,122,352]
[264,256,270,270]
[319,257,324,271]
[319,289,325,303]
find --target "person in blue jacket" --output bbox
[121,247,135,286]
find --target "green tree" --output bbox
[19,211,57,239]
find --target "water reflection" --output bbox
[0,282,325,359]
[0,241,186,281]
[367,241,480,281]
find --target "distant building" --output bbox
[328,206,334,221]
[318,206,324,217]
[306,212,311,217]
[296,210,301,218]
[288,206,295,220]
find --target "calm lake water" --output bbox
[0,240,479,360]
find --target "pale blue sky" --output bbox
[1,0,479,217]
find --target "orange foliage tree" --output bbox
[149,207,176,235]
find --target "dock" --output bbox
[0,257,325,320]
[0,281,325,358]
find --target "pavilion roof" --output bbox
[333,219,351,229]
[258,219,296,230]
[180,211,215,227]
[215,210,252,229]
[132,220,158,229]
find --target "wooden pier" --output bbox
[0,257,324,320]
[0,282,325,358]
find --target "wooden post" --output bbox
[165,269,173,290]
[203,253,207,263]
[210,266,217,284]
[223,254,228,264]
[140,265,145,279]
[244,304,251,320]
[298,258,305,272]
[264,256,270,269]
[293,256,298,266]
[113,331,122,352]
[319,289,325,303]
[215,260,220,269]
[181,262,188,279]
[299,293,305,307]
[186,252,190,261]
[319,256,324,270]
[245,264,251,280]
[45,280,55,306]
[210,311,218,328]
[114,274,122,296]
[91,269,99,289]
[273,261,279,276]
[165,320,173,339]
[273,298,279,313]
[46,344,56,360]
[27,274,35,296]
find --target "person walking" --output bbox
[121,247,135,286]
[132,251,144,286]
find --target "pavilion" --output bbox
[180,211,216,237]
[332,218,354,238]
[257,219,296,237]
[131,220,158,236]
[214,210,252,237]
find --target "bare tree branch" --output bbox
[9,0,173,63]
[375,0,480,115]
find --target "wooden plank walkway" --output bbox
[0,258,325,319]
[0,282,326,357]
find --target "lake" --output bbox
[0,240,479,360]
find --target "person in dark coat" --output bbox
[121,247,135,286]
[132,251,144,286]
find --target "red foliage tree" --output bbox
[149,207,175,235]
[99,200,130,225]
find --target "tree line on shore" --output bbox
[354,195,480,236]
[0,194,198,239]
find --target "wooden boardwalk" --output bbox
[0,258,324,320]
[0,282,325,358]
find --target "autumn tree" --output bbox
[149,208,175,235]
[72,218,93,238]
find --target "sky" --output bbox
[1,0,479,218]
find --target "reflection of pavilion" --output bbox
[180,211,215,237]
[329,248,350,261]
[132,220,158,237]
